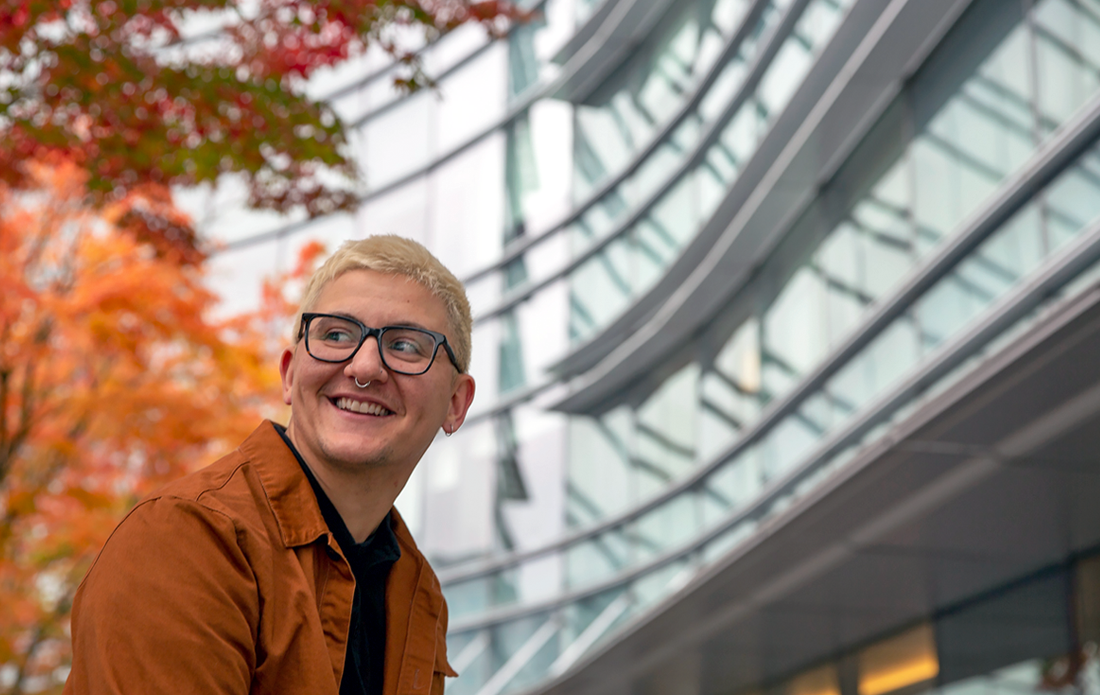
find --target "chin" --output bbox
[321,438,396,470]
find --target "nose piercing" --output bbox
[354,378,371,389]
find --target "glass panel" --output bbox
[701,446,763,528]
[498,311,526,393]
[420,419,496,561]
[1033,0,1100,133]
[855,189,918,302]
[859,624,939,695]
[914,273,983,351]
[700,319,762,462]
[632,493,698,562]
[357,176,431,245]
[759,412,820,481]
[967,204,1044,290]
[500,617,561,695]
[361,91,434,188]
[702,518,758,562]
[635,363,700,490]
[436,42,509,154]
[713,0,753,37]
[513,280,571,378]
[445,575,491,620]
[865,318,921,396]
[427,133,506,279]
[632,223,675,293]
[1044,147,1100,250]
[571,0,734,194]
[507,405,568,552]
[699,59,748,123]
[565,529,631,590]
[787,664,840,695]
[631,558,692,609]
[561,587,629,646]
[826,354,872,417]
[568,237,632,343]
[816,222,869,350]
[508,21,542,99]
[699,372,745,463]
[648,174,698,253]
[506,100,574,235]
[756,36,812,117]
[446,630,491,695]
[423,23,491,76]
[567,407,633,525]
[763,266,828,399]
[488,613,554,682]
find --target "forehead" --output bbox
[312,269,448,329]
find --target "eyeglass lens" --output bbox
[306,315,438,373]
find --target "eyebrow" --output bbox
[328,312,435,333]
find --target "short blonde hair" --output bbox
[295,236,473,373]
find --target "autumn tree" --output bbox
[0,4,526,690]
[0,158,313,694]
[0,0,522,221]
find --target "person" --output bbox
[64,236,477,695]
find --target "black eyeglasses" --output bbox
[298,313,460,375]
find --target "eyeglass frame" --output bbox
[298,312,461,375]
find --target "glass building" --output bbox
[193,0,1100,694]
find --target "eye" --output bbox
[388,337,424,354]
[309,317,361,344]
[322,328,356,343]
[384,330,433,357]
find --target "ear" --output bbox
[279,346,297,406]
[444,374,476,434]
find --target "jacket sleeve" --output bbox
[66,497,259,695]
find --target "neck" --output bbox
[310,465,401,543]
[284,424,411,544]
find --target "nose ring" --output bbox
[354,377,371,389]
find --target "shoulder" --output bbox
[139,420,293,529]
[87,423,293,584]
[68,493,262,694]
[85,494,255,591]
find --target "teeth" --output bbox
[336,398,390,416]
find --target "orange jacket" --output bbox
[65,420,456,695]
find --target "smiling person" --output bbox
[65,236,476,695]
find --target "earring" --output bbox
[444,426,454,437]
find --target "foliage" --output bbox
[0,159,297,694]
[0,0,522,218]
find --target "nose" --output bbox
[345,334,388,384]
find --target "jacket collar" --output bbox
[239,421,430,560]
[239,420,331,549]
[236,421,455,686]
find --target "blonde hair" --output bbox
[295,236,473,373]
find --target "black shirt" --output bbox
[275,425,401,695]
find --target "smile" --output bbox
[334,398,393,416]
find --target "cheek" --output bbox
[284,359,336,406]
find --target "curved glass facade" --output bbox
[194,0,1100,694]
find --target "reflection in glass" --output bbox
[858,624,938,695]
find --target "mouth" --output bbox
[333,397,393,416]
